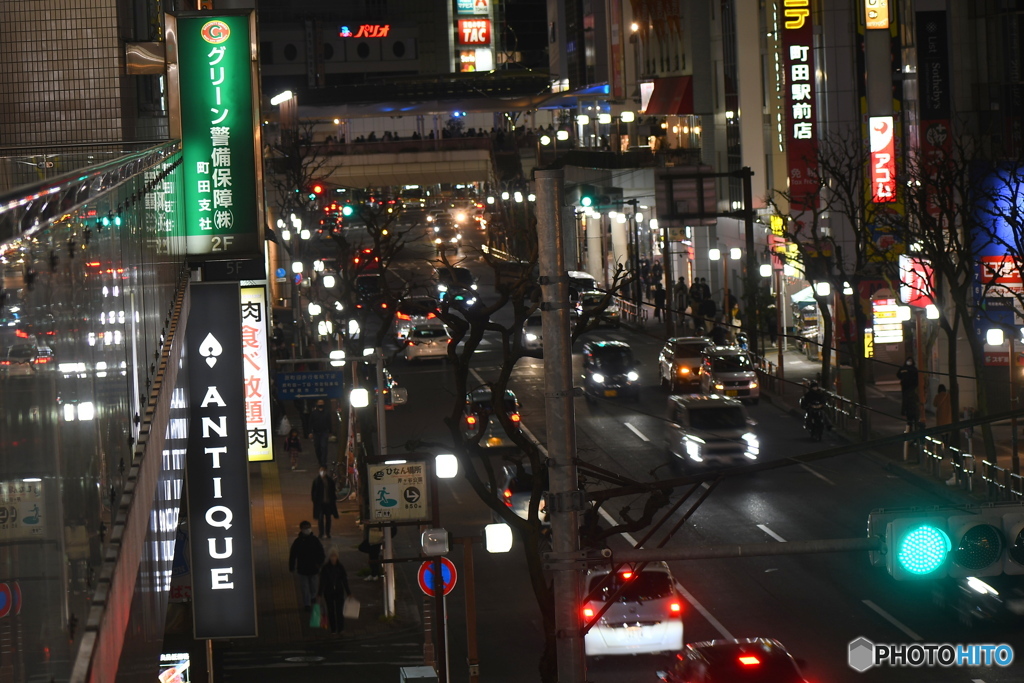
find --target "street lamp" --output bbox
[307,301,322,316]
[349,387,369,408]
[484,523,514,553]
[759,264,772,278]
[291,261,304,274]
[322,274,336,288]
[435,453,459,479]
[814,281,831,297]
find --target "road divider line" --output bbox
[861,599,922,641]
[597,507,735,641]
[799,463,836,486]
[757,524,787,543]
[624,423,651,442]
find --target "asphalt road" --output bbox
[378,227,1024,683]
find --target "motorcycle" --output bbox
[805,402,826,442]
[735,332,749,350]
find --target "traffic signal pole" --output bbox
[535,169,587,683]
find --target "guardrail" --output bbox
[614,296,647,327]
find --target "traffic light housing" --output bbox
[308,183,325,201]
[871,505,1024,580]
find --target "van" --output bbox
[567,270,599,293]
[699,346,760,404]
[664,394,759,468]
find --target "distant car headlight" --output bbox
[714,383,725,391]
[433,226,440,232]
[592,373,605,384]
[427,215,434,222]
[434,238,442,244]
[627,371,639,382]
[455,212,467,222]
[525,333,539,342]
[437,284,448,292]
[677,366,690,375]
[450,237,458,243]
[470,284,478,290]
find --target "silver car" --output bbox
[494,463,548,524]
[583,563,685,656]
[665,394,759,468]
[522,314,543,351]
[403,324,450,362]
[699,346,760,404]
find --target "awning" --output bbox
[642,76,694,116]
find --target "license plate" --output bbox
[604,390,617,397]
[624,626,643,638]
[726,390,738,396]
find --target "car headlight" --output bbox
[677,366,690,375]
[434,238,442,244]
[433,226,440,232]
[437,284,448,292]
[456,212,466,222]
[525,333,539,341]
[471,283,478,290]
[592,373,605,384]
[714,383,725,391]
[450,237,458,243]
[627,371,639,382]
[742,432,759,458]
[749,380,758,389]
[427,215,434,222]
[685,439,702,461]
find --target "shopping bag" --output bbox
[319,604,329,629]
[309,602,321,628]
[277,414,291,436]
[343,595,360,620]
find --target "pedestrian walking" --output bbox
[358,524,395,580]
[289,521,325,611]
[284,427,303,471]
[699,297,718,333]
[307,399,333,468]
[311,466,339,539]
[318,549,351,634]
[689,279,703,305]
[674,277,689,329]
[896,358,920,419]
[653,282,667,320]
[651,259,663,287]
[699,277,711,302]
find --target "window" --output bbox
[689,407,746,430]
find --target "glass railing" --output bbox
[0,141,188,682]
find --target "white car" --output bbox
[522,314,543,351]
[494,463,548,524]
[403,324,450,362]
[583,563,685,656]
[394,296,439,340]
[665,394,758,468]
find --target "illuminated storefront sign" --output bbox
[781,0,818,209]
[173,13,263,258]
[865,0,889,29]
[0,480,44,540]
[459,48,494,72]
[899,254,934,307]
[339,24,390,38]
[457,0,490,15]
[240,286,271,462]
[457,19,491,45]
[869,116,896,203]
[186,282,257,639]
[872,298,904,344]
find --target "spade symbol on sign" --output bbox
[200,333,223,368]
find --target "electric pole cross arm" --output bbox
[580,537,885,564]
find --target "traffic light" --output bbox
[308,183,325,201]
[573,184,597,208]
[341,204,355,217]
[871,505,1024,580]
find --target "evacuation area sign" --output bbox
[368,462,430,523]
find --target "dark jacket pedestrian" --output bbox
[653,283,667,320]
[308,399,333,468]
[651,260,663,286]
[699,297,717,332]
[699,278,711,301]
[711,323,728,346]
[318,550,351,633]
[896,358,919,420]
[289,521,325,609]
[312,467,339,538]
[689,280,703,304]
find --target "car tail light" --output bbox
[447,338,453,344]
[381,303,388,309]
[582,607,594,619]
[426,312,437,319]
[502,489,512,505]
[510,413,521,423]
[0,361,9,366]
[466,415,478,426]
[620,571,633,580]
[669,602,682,614]
[677,366,690,375]
[738,655,761,666]
[15,329,29,339]
[396,312,411,320]
[33,356,51,365]
[407,340,416,347]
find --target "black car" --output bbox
[354,273,385,310]
[932,574,1024,628]
[581,340,640,401]
[435,266,479,310]
[658,637,807,683]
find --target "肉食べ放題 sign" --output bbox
[175,14,262,258]
[240,287,271,461]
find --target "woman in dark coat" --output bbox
[311,467,339,538]
[318,549,351,633]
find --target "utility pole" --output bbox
[535,169,586,683]
[741,168,759,356]
[375,347,397,617]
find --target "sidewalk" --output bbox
[164,426,425,681]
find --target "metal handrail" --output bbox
[0,140,181,247]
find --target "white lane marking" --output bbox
[799,463,836,486]
[862,600,923,641]
[624,423,651,442]
[757,524,787,543]
[597,507,735,641]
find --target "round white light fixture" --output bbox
[759,264,772,278]
[708,248,721,261]
[350,388,370,408]
[484,523,514,553]
[435,453,459,479]
[814,281,831,297]
[987,328,1005,346]
[620,111,636,123]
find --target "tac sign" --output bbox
[418,558,457,597]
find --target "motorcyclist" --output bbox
[799,380,829,431]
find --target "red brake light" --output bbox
[510,413,521,423]
[738,655,761,667]
[620,571,633,580]
[466,415,477,425]
[396,312,411,320]
[382,303,388,309]
[0,361,10,366]
[669,602,681,613]
[33,356,51,364]
[582,607,594,619]
[502,488,512,499]
[15,329,29,339]
[426,312,436,319]
[407,340,415,346]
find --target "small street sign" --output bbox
[417,558,457,597]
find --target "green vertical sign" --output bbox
[177,14,260,258]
